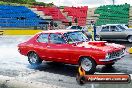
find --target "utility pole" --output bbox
[112,0,115,5]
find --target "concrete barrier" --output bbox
[0,30,4,35]
[0,30,43,35]
[128,47,132,54]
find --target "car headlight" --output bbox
[121,48,126,54]
[123,48,126,53]
[105,53,110,59]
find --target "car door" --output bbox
[108,26,126,39]
[99,26,111,39]
[34,33,49,60]
[115,25,128,39]
[46,33,71,62]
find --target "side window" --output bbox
[101,26,109,32]
[37,33,49,43]
[49,34,66,44]
[110,26,120,32]
[115,26,120,31]
[117,25,126,31]
[63,33,73,44]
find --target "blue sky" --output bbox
[36,0,132,7]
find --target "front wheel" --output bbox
[128,36,132,42]
[28,52,42,66]
[79,57,96,74]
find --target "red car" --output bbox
[18,30,126,74]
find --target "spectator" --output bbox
[49,20,54,30]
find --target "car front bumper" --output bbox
[99,54,125,62]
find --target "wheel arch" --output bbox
[127,35,132,39]
[27,50,38,56]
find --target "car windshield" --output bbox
[117,25,126,31]
[64,31,89,43]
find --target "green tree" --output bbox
[0,0,36,4]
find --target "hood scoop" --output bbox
[88,41,107,46]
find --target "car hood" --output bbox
[77,41,125,53]
[126,29,132,31]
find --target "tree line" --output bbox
[0,0,36,4]
[0,0,54,6]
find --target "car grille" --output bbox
[109,49,125,58]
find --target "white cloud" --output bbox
[35,0,132,7]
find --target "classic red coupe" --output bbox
[18,30,126,74]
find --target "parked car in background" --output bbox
[66,26,92,38]
[66,26,87,31]
[96,24,132,42]
[18,30,126,74]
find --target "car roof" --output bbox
[101,24,123,26]
[42,29,79,34]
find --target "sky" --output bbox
[36,0,132,7]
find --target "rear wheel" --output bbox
[128,36,132,42]
[79,57,96,74]
[95,35,102,41]
[28,52,42,66]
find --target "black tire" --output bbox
[95,35,102,41]
[127,35,132,42]
[79,57,96,74]
[28,52,42,66]
[105,62,115,67]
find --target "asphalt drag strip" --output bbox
[0,36,132,88]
